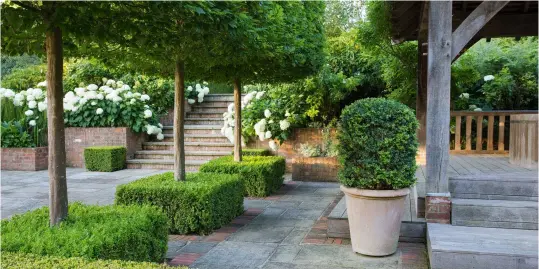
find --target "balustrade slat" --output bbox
[455,116,461,151]
[476,116,483,151]
[466,116,472,150]
[487,115,494,150]
[498,115,505,151]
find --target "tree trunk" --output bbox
[174,60,186,181]
[233,78,242,162]
[46,26,68,226]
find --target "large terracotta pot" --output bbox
[340,185,409,256]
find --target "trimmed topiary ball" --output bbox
[337,98,418,190]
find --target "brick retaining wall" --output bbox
[292,157,339,182]
[1,147,48,171]
[65,127,147,168]
[159,100,191,126]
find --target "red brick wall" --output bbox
[65,127,147,168]
[292,157,339,181]
[159,100,191,126]
[1,147,48,171]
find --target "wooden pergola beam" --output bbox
[451,1,509,60]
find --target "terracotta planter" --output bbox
[340,185,409,256]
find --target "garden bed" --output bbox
[65,127,146,168]
[1,147,48,171]
[292,157,339,182]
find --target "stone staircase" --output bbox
[428,171,538,269]
[126,94,234,171]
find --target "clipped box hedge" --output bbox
[232,149,272,156]
[1,252,181,269]
[115,172,244,235]
[84,146,126,172]
[1,202,169,262]
[200,156,285,197]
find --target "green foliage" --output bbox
[200,156,285,197]
[324,1,364,38]
[84,146,126,172]
[64,59,120,92]
[1,64,46,90]
[115,172,244,235]
[1,54,42,78]
[236,149,272,156]
[338,98,418,190]
[1,202,169,262]
[0,121,34,148]
[1,252,178,269]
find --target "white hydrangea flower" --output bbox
[26,94,35,101]
[203,81,208,85]
[71,106,78,112]
[28,100,37,109]
[140,94,150,101]
[144,109,152,118]
[96,93,104,100]
[156,133,164,140]
[265,130,272,139]
[32,88,43,99]
[473,108,482,112]
[122,85,130,91]
[25,110,34,116]
[203,87,210,95]
[102,77,108,84]
[197,91,205,98]
[91,101,97,106]
[158,123,163,128]
[86,84,98,91]
[37,81,47,87]
[256,91,265,99]
[228,103,235,113]
[264,109,272,118]
[106,79,116,86]
[269,140,279,151]
[469,105,477,110]
[198,97,203,103]
[96,108,104,115]
[459,93,470,99]
[188,99,195,104]
[75,87,86,96]
[483,75,494,82]
[280,120,290,130]
[2,89,15,98]
[79,97,88,105]
[144,105,149,109]
[13,99,23,107]
[187,86,193,92]
[38,102,47,112]
[29,120,36,126]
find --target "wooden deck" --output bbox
[415,154,537,198]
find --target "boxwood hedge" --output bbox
[115,172,244,235]
[199,156,285,197]
[338,98,418,190]
[1,252,181,269]
[84,146,126,172]
[1,202,169,262]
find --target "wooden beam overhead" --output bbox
[451,1,509,61]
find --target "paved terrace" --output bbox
[2,155,534,268]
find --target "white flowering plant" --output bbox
[185,82,210,105]
[62,79,164,139]
[0,84,48,147]
[221,85,301,151]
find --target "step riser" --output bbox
[185,120,223,125]
[163,129,222,135]
[159,137,229,143]
[134,154,226,161]
[143,145,233,151]
[191,107,227,113]
[127,163,199,171]
[186,113,223,119]
[450,179,538,201]
[195,101,231,107]
[452,204,538,230]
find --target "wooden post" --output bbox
[476,115,483,151]
[416,39,428,164]
[174,60,186,181]
[233,79,242,162]
[46,26,68,226]
[426,1,452,194]
[455,116,461,151]
[465,116,472,150]
[498,115,505,151]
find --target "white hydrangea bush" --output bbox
[186,81,210,105]
[1,83,48,129]
[221,86,296,151]
[63,79,164,139]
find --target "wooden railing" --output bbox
[450,111,538,154]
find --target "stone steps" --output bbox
[203,94,241,102]
[186,112,224,119]
[449,172,538,201]
[195,101,232,108]
[161,134,229,143]
[184,118,224,125]
[126,159,205,171]
[163,125,222,135]
[451,198,538,230]
[142,141,233,151]
[191,106,228,113]
[134,150,230,161]
[427,223,538,269]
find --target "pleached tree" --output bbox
[198,1,326,161]
[1,1,126,225]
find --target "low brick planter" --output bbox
[292,157,339,182]
[1,147,48,171]
[65,127,147,168]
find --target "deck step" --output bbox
[451,198,538,230]
[126,159,204,171]
[449,172,538,201]
[427,223,538,269]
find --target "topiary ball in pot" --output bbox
[337,98,418,256]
